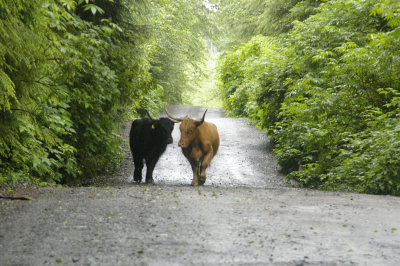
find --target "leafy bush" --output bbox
[217,0,400,195]
[218,36,290,120]
[0,0,79,184]
[325,108,400,194]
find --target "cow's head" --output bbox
[165,108,207,148]
[146,111,175,144]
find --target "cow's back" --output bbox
[130,117,171,158]
[198,121,220,156]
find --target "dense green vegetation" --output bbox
[0,0,213,185]
[2,0,399,195]
[216,0,400,195]
[183,45,222,108]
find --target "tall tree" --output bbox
[149,0,215,104]
[211,0,320,49]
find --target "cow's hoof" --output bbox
[191,181,198,186]
[198,177,206,185]
[133,178,142,183]
[145,179,154,184]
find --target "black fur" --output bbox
[129,117,174,183]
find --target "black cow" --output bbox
[129,111,175,183]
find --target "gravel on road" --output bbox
[1,105,399,265]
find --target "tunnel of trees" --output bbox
[0,0,216,184]
[1,0,400,195]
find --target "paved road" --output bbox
[1,105,400,265]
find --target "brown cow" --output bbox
[165,108,220,186]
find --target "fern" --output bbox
[0,70,16,111]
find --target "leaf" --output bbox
[0,69,16,111]
[83,4,104,15]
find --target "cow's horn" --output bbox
[195,109,208,126]
[164,107,184,123]
[201,109,208,122]
[146,110,158,121]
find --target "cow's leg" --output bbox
[190,160,200,186]
[198,146,214,185]
[133,157,143,183]
[187,148,202,186]
[145,157,158,184]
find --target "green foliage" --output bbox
[184,46,223,108]
[217,0,400,195]
[325,109,400,194]
[150,0,214,104]
[217,44,247,116]
[212,0,320,49]
[0,0,213,185]
[0,0,78,184]
[218,36,291,125]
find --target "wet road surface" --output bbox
[141,105,291,188]
[1,105,400,265]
